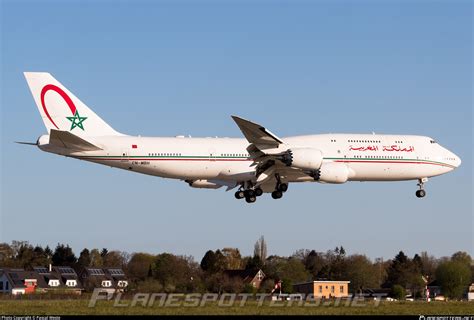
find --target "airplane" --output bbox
[20,72,461,203]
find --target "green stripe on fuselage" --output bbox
[75,155,453,168]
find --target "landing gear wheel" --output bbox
[254,187,263,197]
[416,178,428,198]
[245,196,257,203]
[244,189,256,198]
[235,190,245,199]
[416,190,426,198]
[278,183,288,192]
[271,190,283,199]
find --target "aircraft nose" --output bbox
[449,151,461,168]
[454,154,461,168]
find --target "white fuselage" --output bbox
[39,133,461,189]
[24,72,461,199]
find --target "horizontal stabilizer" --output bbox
[49,129,102,151]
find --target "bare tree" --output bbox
[254,236,267,262]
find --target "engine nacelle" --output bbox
[282,148,323,170]
[316,162,350,184]
[186,179,222,189]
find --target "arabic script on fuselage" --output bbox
[349,145,415,152]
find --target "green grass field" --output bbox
[1,299,473,315]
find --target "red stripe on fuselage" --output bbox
[76,157,454,168]
[80,158,252,162]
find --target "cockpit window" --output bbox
[430,140,437,144]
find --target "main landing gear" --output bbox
[416,178,428,198]
[235,183,263,203]
[271,183,288,199]
[235,175,289,203]
[271,174,288,200]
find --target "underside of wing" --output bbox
[257,166,312,190]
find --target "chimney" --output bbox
[49,264,52,272]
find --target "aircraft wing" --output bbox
[232,116,294,186]
[231,116,284,149]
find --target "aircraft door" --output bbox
[209,147,216,162]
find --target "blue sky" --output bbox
[1,0,472,262]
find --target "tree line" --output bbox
[0,238,472,299]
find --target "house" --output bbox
[427,279,442,298]
[468,283,474,301]
[53,266,82,291]
[1,266,84,295]
[80,268,114,293]
[80,267,128,293]
[0,268,47,295]
[223,268,265,289]
[39,266,83,294]
[293,280,351,299]
[33,266,62,290]
[104,268,129,291]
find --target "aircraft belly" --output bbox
[347,162,447,181]
[82,158,131,170]
[217,162,255,181]
[150,160,253,180]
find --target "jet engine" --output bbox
[310,162,350,184]
[281,148,323,170]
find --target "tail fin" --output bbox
[24,72,122,137]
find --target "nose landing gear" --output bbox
[416,189,426,198]
[416,178,428,198]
